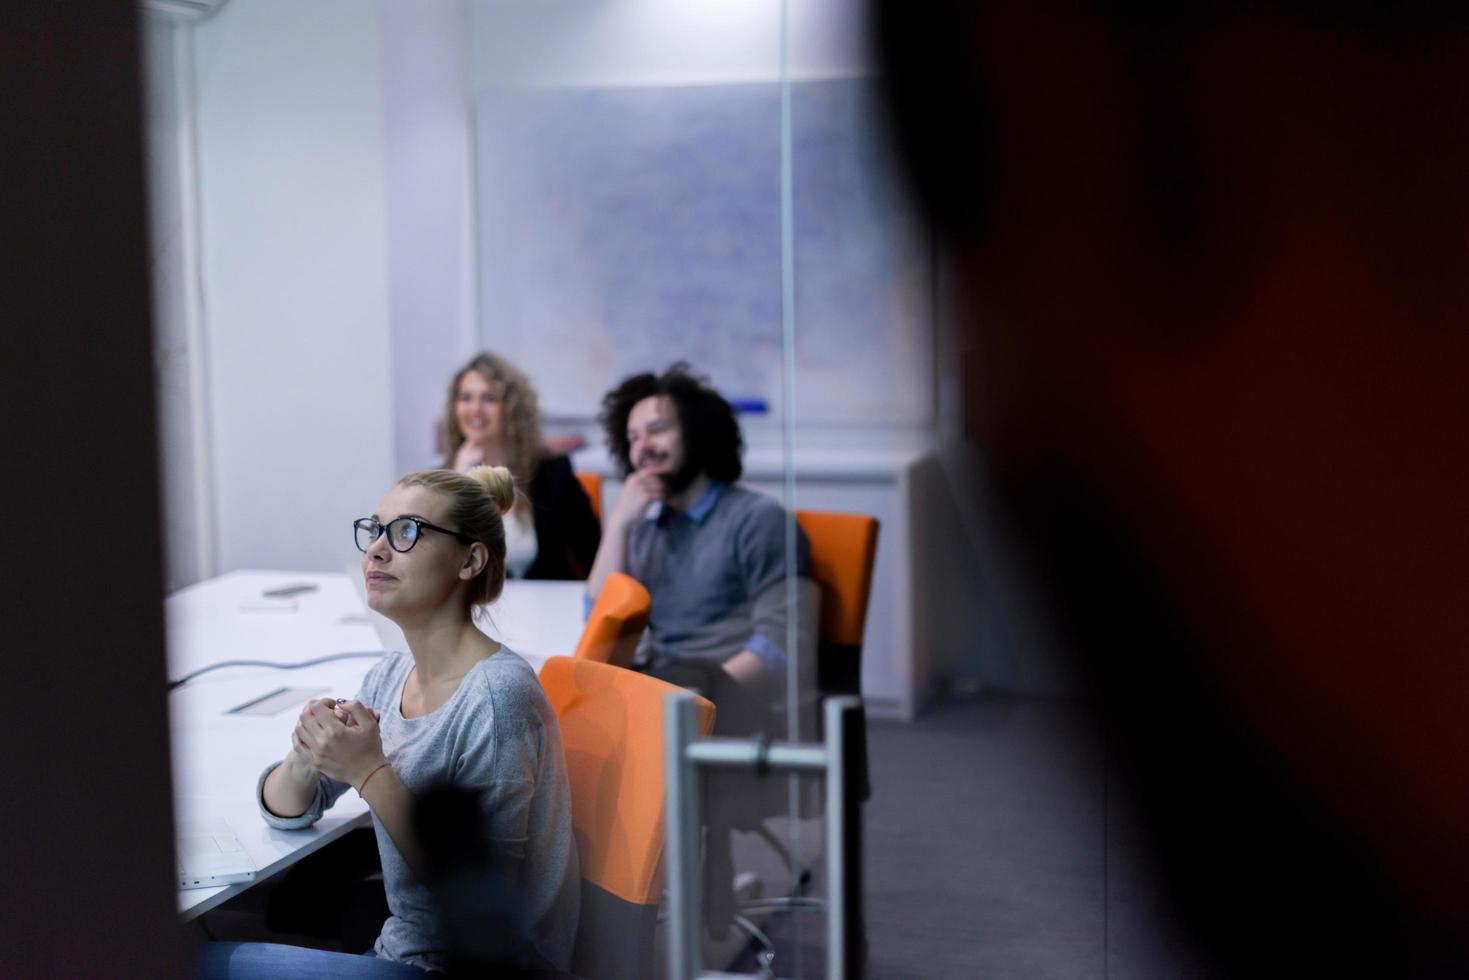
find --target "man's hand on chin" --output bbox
[607,468,667,529]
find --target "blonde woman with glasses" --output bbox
[198,466,578,977]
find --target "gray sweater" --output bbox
[627,482,810,678]
[256,649,579,973]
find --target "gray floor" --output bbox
[741,693,1219,979]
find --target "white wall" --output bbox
[469,0,870,88]
[193,0,396,572]
[381,0,478,474]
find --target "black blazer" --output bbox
[523,454,601,581]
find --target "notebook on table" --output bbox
[178,830,256,890]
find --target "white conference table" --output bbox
[168,569,587,919]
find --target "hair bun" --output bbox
[468,464,515,513]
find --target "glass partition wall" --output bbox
[467,3,925,973]
[467,0,938,972]
[467,1,823,973]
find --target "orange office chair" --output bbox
[574,470,603,525]
[733,511,878,972]
[796,510,879,705]
[539,656,715,980]
[797,509,877,802]
[572,572,650,669]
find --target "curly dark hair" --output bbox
[600,363,744,482]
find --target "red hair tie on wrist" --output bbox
[358,762,390,795]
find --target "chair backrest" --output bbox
[574,470,603,524]
[796,510,879,695]
[794,510,878,806]
[539,656,715,980]
[572,572,650,669]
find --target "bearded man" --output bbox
[586,363,810,736]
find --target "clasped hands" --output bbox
[289,697,387,789]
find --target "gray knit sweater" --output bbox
[256,649,579,973]
[627,482,810,678]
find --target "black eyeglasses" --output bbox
[354,516,472,553]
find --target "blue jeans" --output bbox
[196,942,432,979]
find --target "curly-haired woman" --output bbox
[442,352,600,580]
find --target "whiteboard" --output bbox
[473,78,932,424]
